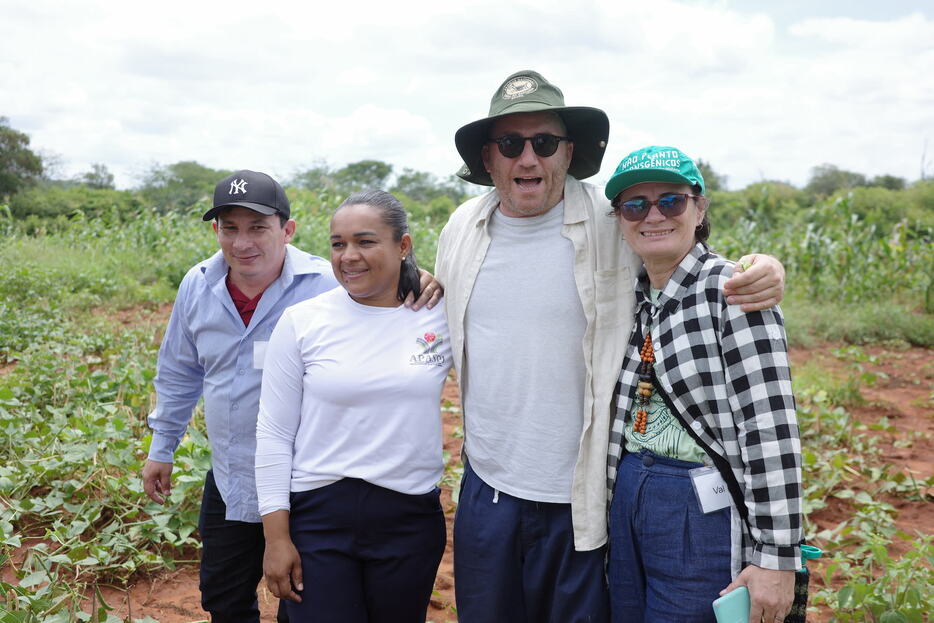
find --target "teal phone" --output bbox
[712,586,750,623]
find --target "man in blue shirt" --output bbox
[142,170,440,622]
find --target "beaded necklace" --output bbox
[634,331,655,434]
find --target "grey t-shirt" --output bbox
[462,201,586,503]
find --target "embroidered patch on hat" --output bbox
[228,178,248,195]
[502,76,538,100]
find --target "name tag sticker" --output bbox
[253,341,268,369]
[689,466,731,514]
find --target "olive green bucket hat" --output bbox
[454,70,610,186]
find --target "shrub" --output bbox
[9,184,141,220]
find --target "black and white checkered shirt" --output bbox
[607,244,803,572]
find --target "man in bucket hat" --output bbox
[143,170,442,622]
[435,70,785,621]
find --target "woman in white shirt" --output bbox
[255,190,452,622]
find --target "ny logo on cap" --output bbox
[229,179,248,195]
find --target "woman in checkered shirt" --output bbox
[603,146,803,623]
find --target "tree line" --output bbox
[0,117,474,221]
[1,116,931,237]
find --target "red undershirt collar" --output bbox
[226,277,265,326]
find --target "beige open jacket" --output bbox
[435,177,640,550]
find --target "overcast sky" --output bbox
[2,0,932,191]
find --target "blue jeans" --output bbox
[286,478,445,623]
[454,460,609,623]
[608,451,732,623]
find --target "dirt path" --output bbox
[90,345,931,622]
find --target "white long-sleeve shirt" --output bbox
[255,287,452,516]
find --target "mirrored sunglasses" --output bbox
[611,192,700,222]
[486,133,570,158]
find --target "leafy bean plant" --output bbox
[0,320,210,618]
[795,369,933,621]
[820,533,932,622]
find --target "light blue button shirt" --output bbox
[147,244,338,522]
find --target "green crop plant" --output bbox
[817,532,933,622]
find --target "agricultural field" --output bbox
[0,191,932,622]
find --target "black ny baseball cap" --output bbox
[202,170,291,221]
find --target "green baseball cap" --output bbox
[604,145,706,201]
[455,70,610,186]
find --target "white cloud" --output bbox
[1,0,931,189]
[596,8,934,187]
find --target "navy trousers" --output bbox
[608,451,733,622]
[453,460,609,623]
[285,478,446,623]
[198,469,288,622]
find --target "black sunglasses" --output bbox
[486,133,570,158]
[611,192,701,222]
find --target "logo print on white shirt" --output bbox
[229,179,248,195]
[410,331,445,367]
